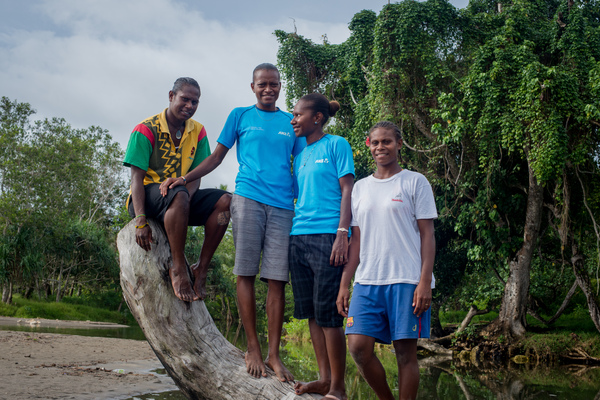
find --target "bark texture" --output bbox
[488,165,543,339]
[117,219,320,400]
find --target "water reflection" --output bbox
[2,321,599,399]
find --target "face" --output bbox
[168,84,200,123]
[369,127,402,167]
[251,69,281,110]
[291,100,320,138]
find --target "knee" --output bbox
[348,339,370,367]
[169,191,190,212]
[217,193,232,211]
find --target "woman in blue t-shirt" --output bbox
[289,93,354,400]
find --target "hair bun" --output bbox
[329,100,340,117]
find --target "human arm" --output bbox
[413,218,435,317]
[130,166,153,251]
[336,225,361,317]
[330,173,354,266]
[159,143,229,196]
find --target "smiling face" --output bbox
[369,127,403,167]
[291,99,319,138]
[168,84,200,124]
[251,69,281,111]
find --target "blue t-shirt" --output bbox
[291,134,355,235]
[218,105,306,210]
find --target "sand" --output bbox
[0,317,179,400]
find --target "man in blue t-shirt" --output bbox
[160,63,304,382]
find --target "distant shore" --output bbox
[0,317,179,399]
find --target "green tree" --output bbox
[276,0,600,340]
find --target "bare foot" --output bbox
[245,348,267,379]
[324,393,347,400]
[265,356,294,382]
[190,263,208,300]
[169,264,199,302]
[294,379,330,395]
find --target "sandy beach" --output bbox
[0,317,179,400]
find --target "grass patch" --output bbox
[1,294,134,325]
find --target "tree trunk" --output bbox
[2,281,12,304]
[572,254,600,333]
[487,165,543,339]
[117,219,320,400]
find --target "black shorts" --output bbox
[289,234,344,328]
[128,183,228,226]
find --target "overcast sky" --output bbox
[0,0,468,191]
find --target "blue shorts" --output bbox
[345,283,431,344]
[230,194,294,282]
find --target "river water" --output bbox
[2,322,599,399]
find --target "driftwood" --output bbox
[117,219,321,400]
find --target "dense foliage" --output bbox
[0,96,127,302]
[277,0,600,339]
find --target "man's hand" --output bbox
[337,286,351,317]
[135,222,153,251]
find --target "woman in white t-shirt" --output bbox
[336,121,437,400]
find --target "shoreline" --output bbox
[0,320,179,400]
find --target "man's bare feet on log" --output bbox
[294,379,329,396]
[265,355,294,382]
[245,348,267,378]
[190,263,208,300]
[169,264,198,302]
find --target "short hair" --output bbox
[369,121,403,141]
[299,93,340,125]
[172,77,200,95]
[252,63,280,82]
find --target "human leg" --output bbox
[392,339,419,400]
[348,334,394,400]
[163,191,198,302]
[264,278,294,382]
[294,318,331,395]
[260,204,294,382]
[230,195,266,378]
[189,191,232,299]
[236,274,266,378]
[322,326,347,400]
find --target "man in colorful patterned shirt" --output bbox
[123,77,231,303]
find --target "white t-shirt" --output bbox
[350,170,437,287]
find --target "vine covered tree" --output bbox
[276,0,600,341]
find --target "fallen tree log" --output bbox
[117,219,320,400]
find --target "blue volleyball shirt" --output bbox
[217,105,306,210]
[291,134,355,235]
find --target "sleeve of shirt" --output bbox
[190,126,211,170]
[334,138,355,179]
[350,184,359,227]
[122,127,153,171]
[415,174,438,220]
[217,109,239,149]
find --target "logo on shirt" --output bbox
[315,158,329,164]
[392,191,404,202]
[190,146,195,157]
[346,317,354,328]
[248,126,264,131]
[412,324,417,331]
[278,131,291,137]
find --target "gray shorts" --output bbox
[231,194,294,282]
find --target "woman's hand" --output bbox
[159,177,182,196]
[330,234,349,266]
[337,286,351,317]
[412,281,432,317]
